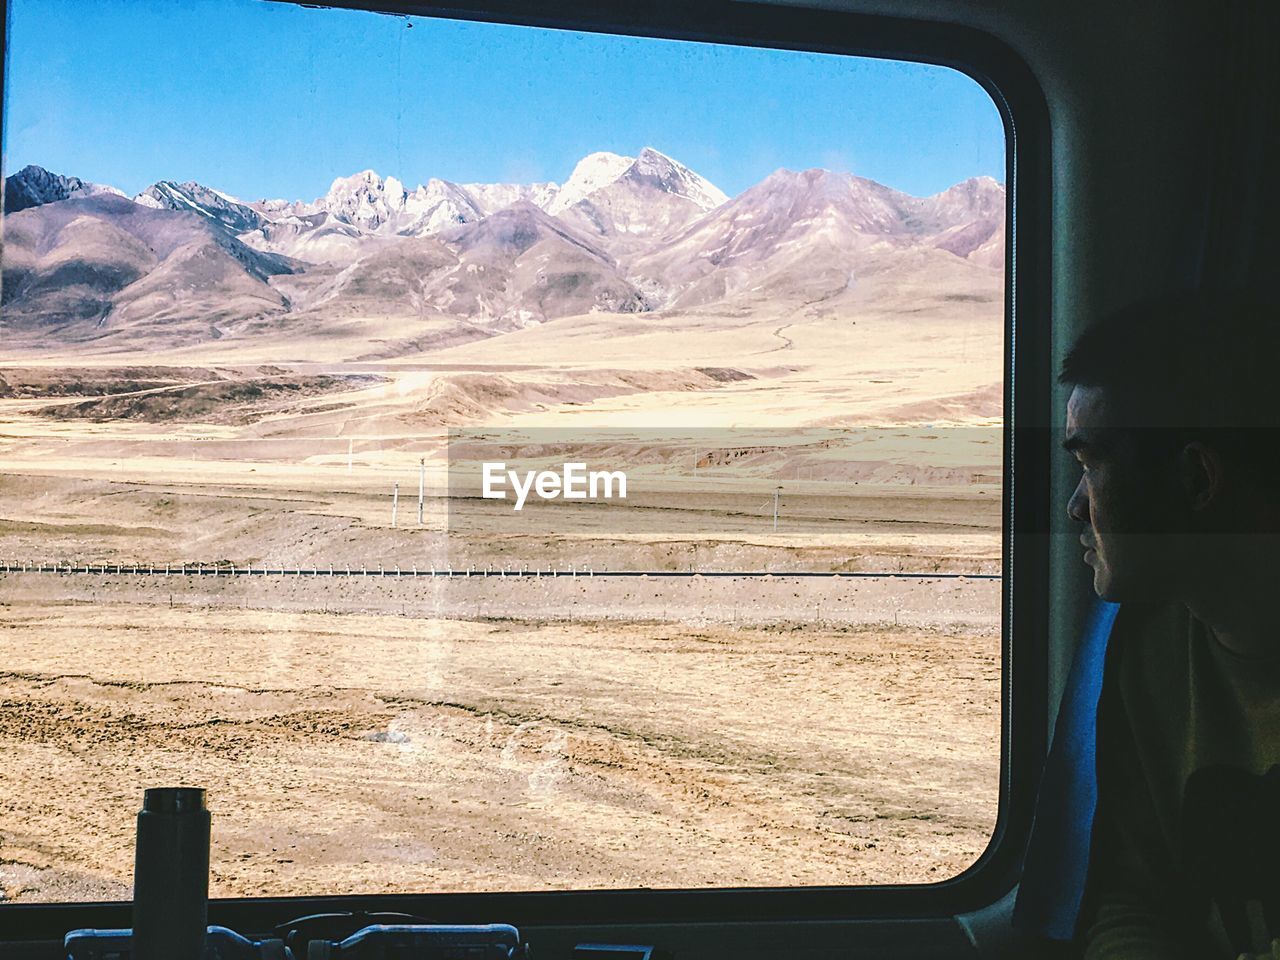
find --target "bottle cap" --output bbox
[142,787,206,814]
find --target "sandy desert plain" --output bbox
[0,168,1007,903]
[0,300,1005,904]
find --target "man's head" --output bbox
[1060,295,1280,602]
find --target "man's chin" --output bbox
[1091,566,1166,604]
[1093,576,1124,602]
[1088,559,1122,601]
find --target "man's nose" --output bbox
[1066,475,1090,524]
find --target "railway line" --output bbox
[1,562,1000,580]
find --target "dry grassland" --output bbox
[0,296,1005,903]
[0,598,999,902]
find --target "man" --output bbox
[1061,296,1280,959]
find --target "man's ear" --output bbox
[1177,441,1226,511]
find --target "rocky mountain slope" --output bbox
[134,181,269,234]
[1,193,298,345]
[631,169,1004,308]
[3,165,124,214]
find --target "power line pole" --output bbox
[392,482,399,528]
[418,458,425,525]
[773,485,783,532]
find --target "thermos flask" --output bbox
[131,787,210,960]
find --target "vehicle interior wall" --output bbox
[2,0,1274,957]
[826,0,1244,716]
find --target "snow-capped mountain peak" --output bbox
[250,197,318,219]
[462,181,560,216]
[398,178,483,235]
[133,180,268,233]
[326,169,385,194]
[547,151,635,214]
[626,147,728,211]
[537,148,731,253]
[321,170,410,231]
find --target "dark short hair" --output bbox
[1060,294,1280,492]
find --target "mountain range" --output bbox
[1,148,1003,352]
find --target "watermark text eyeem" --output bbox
[481,462,627,511]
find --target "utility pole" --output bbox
[773,485,783,532]
[418,458,425,525]
[392,482,399,528]
[348,439,353,474]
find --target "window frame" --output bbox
[0,0,1052,941]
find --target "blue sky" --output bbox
[3,0,1004,203]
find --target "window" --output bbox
[0,0,1043,926]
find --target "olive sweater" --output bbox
[1080,602,1280,959]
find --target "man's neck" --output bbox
[1175,528,1280,659]
[1184,577,1280,661]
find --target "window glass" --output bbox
[0,0,1005,902]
